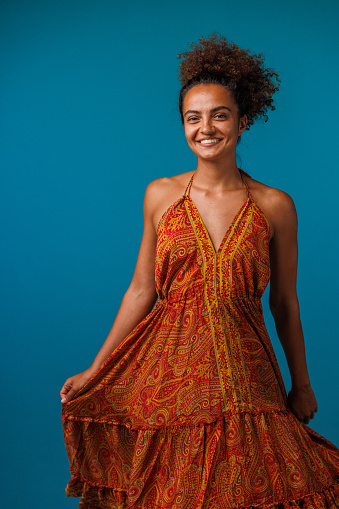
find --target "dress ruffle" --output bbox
[67,478,339,509]
[63,410,339,508]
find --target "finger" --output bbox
[60,382,75,402]
[294,412,304,422]
[290,409,303,422]
[60,387,68,399]
[61,387,77,404]
[303,417,310,425]
[310,412,315,420]
[60,382,72,399]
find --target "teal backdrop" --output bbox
[1,1,338,508]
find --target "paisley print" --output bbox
[62,170,339,508]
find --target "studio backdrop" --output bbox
[1,1,338,508]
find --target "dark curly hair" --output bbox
[178,34,280,129]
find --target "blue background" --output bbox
[1,1,338,508]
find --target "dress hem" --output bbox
[66,475,339,509]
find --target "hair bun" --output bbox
[177,33,280,129]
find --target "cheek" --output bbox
[184,130,199,154]
[184,127,195,143]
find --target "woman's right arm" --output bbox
[60,183,159,403]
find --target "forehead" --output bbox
[183,84,237,111]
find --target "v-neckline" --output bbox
[184,170,251,254]
[185,194,250,254]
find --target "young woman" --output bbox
[61,34,339,508]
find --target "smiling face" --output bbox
[182,84,247,163]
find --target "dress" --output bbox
[62,170,339,509]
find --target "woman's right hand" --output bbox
[60,368,94,404]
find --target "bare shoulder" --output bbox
[243,175,297,237]
[146,171,194,197]
[144,171,195,231]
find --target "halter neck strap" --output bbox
[184,169,252,198]
[239,169,252,199]
[184,173,195,196]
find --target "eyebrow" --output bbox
[184,106,231,117]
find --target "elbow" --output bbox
[126,281,157,304]
[269,297,281,322]
[269,292,300,322]
[269,292,282,316]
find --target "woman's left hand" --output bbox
[287,384,318,424]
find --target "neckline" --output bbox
[184,169,252,254]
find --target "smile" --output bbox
[197,138,222,146]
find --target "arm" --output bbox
[268,192,318,424]
[60,183,158,403]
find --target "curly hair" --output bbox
[177,34,280,129]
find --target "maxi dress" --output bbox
[62,171,339,509]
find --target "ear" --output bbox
[238,115,247,135]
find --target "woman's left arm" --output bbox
[268,191,318,424]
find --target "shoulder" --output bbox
[243,174,297,238]
[145,171,194,198]
[143,171,194,230]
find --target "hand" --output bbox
[60,369,94,404]
[287,384,318,424]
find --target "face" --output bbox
[182,84,247,162]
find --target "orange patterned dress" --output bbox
[62,171,339,508]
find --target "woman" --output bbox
[61,35,339,508]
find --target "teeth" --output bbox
[199,139,220,145]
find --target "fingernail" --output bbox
[61,398,66,403]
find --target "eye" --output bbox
[187,116,199,122]
[214,113,228,119]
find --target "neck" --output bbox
[194,156,242,190]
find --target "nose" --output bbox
[200,116,215,134]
